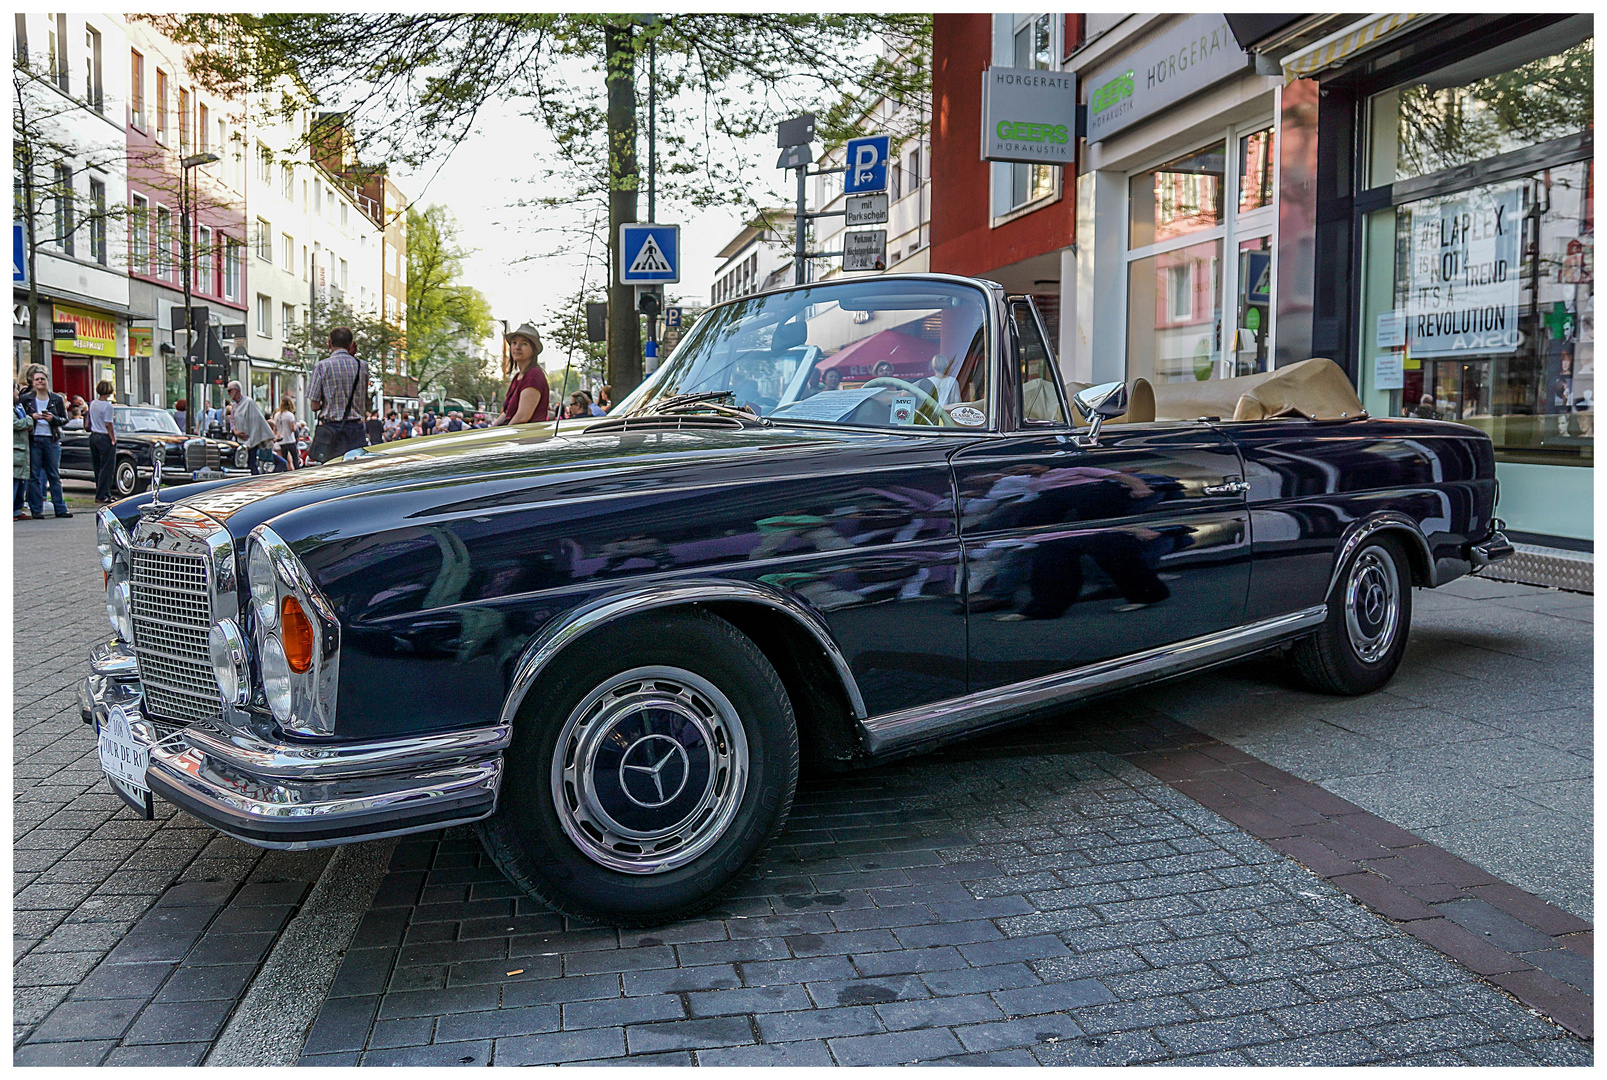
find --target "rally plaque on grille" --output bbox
[130,548,223,724]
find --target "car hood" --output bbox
[164,417,910,546]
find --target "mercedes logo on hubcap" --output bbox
[619,734,691,808]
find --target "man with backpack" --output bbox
[306,327,369,463]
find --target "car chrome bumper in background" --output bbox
[79,642,506,849]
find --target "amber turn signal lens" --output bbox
[281,595,315,674]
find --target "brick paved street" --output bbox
[13,508,1593,1066]
[12,514,331,1065]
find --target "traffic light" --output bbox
[637,288,662,319]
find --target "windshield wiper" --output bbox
[645,391,772,426]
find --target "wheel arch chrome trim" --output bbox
[499,580,869,728]
[1326,513,1435,596]
[860,604,1328,758]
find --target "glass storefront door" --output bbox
[1126,121,1278,385]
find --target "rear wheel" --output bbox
[1292,534,1412,695]
[112,456,140,498]
[477,609,798,925]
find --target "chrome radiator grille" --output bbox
[130,548,221,724]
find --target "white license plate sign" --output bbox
[191,467,226,481]
[98,705,149,794]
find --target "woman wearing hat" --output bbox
[494,322,550,426]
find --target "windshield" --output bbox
[622,279,993,429]
[116,407,181,434]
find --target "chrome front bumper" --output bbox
[80,641,506,849]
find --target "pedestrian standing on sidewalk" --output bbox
[227,381,278,474]
[364,410,384,448]
[14,392,32,520]
[493,323,549,426]
[23,369,70,519]
[87,381,118,503]
[306,327,370,463]
[172,398,188,433]
[274,398,300,470]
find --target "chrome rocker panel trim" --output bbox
[860,605,1328,757]
[501,579,869,727]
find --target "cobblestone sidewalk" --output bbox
[297,714,1592,1066]
[12,516,331,1065]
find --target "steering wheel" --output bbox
[861,377,956,427]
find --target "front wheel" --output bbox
[1292,534,1413,695]
[477,609,798,925]
[113,456,141,498]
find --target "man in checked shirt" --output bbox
[306,327,371,463]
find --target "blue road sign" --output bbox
[843,135,891,195]
[1243,251,1271,304]
[619,223,680,284]
[665,307,682,330]
[14,222,26,283]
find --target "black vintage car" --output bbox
[81,274,1513,924]
[60,404,244,498]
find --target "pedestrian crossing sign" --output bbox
[620,223,680,284]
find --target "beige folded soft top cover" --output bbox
[1069,358,1364,424]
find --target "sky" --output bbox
[389,85,793,356]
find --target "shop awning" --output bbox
[1280,13,1442,84]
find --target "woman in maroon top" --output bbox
[493,322,549,426]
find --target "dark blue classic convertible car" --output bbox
[82,274,1512,924]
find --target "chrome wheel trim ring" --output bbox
[1344,547,1400,664]
[550,665,749,875]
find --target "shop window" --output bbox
[1129,239,1223,384]
[1238,127,1275,214]
[1130,144,1224,249]
[1367,18,1592,188]
[1358,160,1593,466]
[1233,236,1273,377]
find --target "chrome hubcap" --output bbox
[1344,548,1400,664]
[551,666,748,875]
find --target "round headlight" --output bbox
[248,540,278,630]
[208,620,248,707]
[261,634,293,721]
[105,561,132,642]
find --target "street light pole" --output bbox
[179,151,218,434]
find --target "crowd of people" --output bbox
[12,320,611,516]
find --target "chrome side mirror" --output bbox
[1071,381,1128,445]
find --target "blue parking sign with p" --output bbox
[843,135,891,195]
[620,223,680,284]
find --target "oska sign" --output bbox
[981,66,1076,166]
[1086,14,1250,143]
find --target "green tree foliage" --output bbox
[286,292,404,392]
[406,204,496,397]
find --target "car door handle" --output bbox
[1203,477,1249,496]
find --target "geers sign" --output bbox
[1086,14,1250,144]
[981,66,1077,166]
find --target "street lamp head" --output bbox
[181,152,220,169]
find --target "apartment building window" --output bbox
[198,102,209,152]
[197,225,213,291]
[50,15,68,93]
[384,242,398,277]
[224,238,242,299]
[155,205,171,275]
[255,217,271,260]
[282,232,294,271]
[302,179,308,210]
[256,143,271,184]
[281,303,294,342]
[312,179,322,216]
[340,202,348,230]
[907,148,920,193]
[256,294,271,336]
[14,15,25,64]
[280,163,293,200]
[84,24,102,112]
[995,14,1057,217]
[178,88,191,152]
[155,69,168,142]
[339,258,348,292]
[301,243,308,280]
[88,177,106,264]
[130,194,148,274]
[890,161,902,202]
[53,164,73,255]
[129,49,145,128]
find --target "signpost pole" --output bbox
[794,165,808,286]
